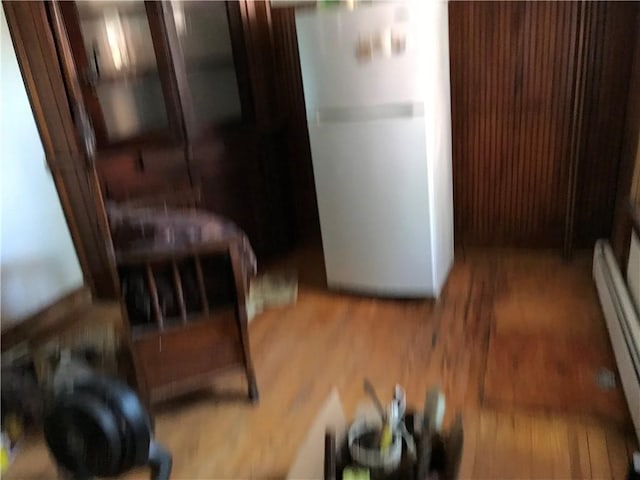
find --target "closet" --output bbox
[449,1,639,251]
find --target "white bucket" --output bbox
[347,418,402,473]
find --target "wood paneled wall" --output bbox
[612,14,640,267]
[573,2,639,248]
[449,1,638,250]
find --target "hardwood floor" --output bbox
[6,247,638,479]
[484,251,628,424]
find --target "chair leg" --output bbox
[247,370,259,403]
[229,245,259,404]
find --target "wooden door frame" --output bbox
[3,1,118,299]
[611,8,640,270]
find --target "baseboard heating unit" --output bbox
[593,239,640,442]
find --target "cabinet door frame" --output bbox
[159,0,257,142]
[53,0,186,151]
[53,0,261,150]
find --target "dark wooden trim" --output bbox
[3,1,119,299]
[229,242,259,401]
[238,0,276,129]
[116,242,231,265]
[227,1,256,127]
[611,6,640,268]
[54,1,107,149]
[52,167,99,292]
[146,363,245,404]
[1,287,91,352]
[629,201,640,240]
[563,1,591,257]
[90,130,180,155]
[89,165,118,268]
[270,6,320,241]
[145,1,190,146]
[53,166,119,297]
[3,2,78,159]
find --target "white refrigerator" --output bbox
[296,1,453,297]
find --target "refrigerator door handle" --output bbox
[310,102,425,125]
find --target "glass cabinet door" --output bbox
[170,1,244,128]
[70,1,171,146]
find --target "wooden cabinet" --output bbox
[57,0,252,148]
[58,1,176,148]
[52,0,294,259]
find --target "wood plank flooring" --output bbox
[6,247,638,479]
[484,250,629,424]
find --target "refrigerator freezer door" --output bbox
[295,3,426,113]
[308,116,433,296]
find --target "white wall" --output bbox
[1,9,84,327]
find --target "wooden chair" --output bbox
[106,187,258,405]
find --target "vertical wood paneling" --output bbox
[452,1,569,246]
[270,7,320,240]
[573,2,639,247]
[611,7,640,266]
[450,1,638,248]
[562,0,593,255]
